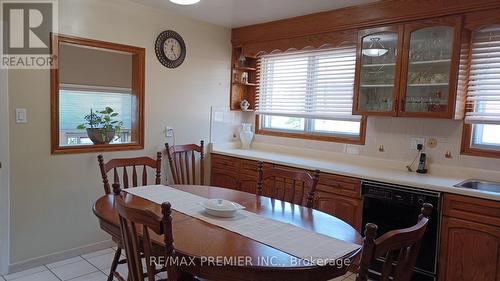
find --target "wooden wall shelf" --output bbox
[234,66,257,71]
[230,47,258,110]
[233,82,258,87]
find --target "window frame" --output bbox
[255,48,366,145]
[51,34,145,154]
[460,23,500,159]
[256,115,366,144]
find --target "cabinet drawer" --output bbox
[443,193,500,227]
[211,154,241,170]
[240,159,272,176]
[317,173,361,199]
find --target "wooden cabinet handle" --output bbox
[394,97,399,112]
[401,98,405,111]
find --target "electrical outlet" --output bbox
[409,137,425,151]
[165,126,174,138]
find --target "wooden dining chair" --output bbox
[165,140,205,185]
[97,153,162,281]
[257,161,320,208]
[115,192,178,281]
[355,203,433,281]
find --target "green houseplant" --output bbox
[77,107,123,144]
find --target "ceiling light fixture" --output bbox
[169,0,200,5]
[362,37,389,57]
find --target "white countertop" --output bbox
[211,143,500,202]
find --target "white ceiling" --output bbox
[130,0,379,28]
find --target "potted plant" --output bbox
[77,107,123,144]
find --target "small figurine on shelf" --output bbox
[238,54,247,67]
[240,99,250,111]
[240,72,248,84]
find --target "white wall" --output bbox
[0,65,10,275]
[8,0,230,267]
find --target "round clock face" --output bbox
[155,30,186,68]
[164,38,181,60]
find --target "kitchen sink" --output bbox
[454,179,500,193]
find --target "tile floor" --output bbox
[1,247,356,281]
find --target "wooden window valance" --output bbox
[240,29,357,58]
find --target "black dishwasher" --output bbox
[362,181,441,281]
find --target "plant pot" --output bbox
[86,128,116,144]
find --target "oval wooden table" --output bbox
[93,185,362,281]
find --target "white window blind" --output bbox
[465,25,500,125]
[256,46,361,122]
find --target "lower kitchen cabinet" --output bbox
[439,194,500,281]
[211,168,239,190]
[210,153,362,230]
[314,191,362,231]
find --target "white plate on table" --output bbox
[199,199,245,218]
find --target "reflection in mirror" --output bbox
[51,35,145,154]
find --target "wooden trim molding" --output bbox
[242,29,357,58]
[50,34,145,154]
[459,16,500,159]
[461,123,500,159]
[232,0,500,46]
[255,115,367,145]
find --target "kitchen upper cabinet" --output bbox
[353,26,404,115]
[399,16,463,118]
[354,16,463,118]
[439,194,500,281]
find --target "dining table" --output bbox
[93,185,363,281]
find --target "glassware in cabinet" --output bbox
[354,27,403,115]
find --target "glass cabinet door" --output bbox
[403,26,455,114]
[356,29,401,114]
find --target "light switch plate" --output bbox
[15,108,27,123]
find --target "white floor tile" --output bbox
[46,256,83,269]
[50,260,98,281]
[68,271,107,281]
[84,252,116,270]
[3,266,47,280]
[103,263,127,281]
[7,270,59,281]
[81,249,114,260]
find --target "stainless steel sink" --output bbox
[454,179,500,193]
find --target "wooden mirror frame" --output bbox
[50,34,145,154]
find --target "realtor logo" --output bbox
[1,0,58,69]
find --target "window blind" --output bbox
[465,25,500,125]
[256,46,361,121]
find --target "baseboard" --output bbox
[8,239,116,274]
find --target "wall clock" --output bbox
[155,30,186,68]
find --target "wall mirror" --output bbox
[51,34,145,154]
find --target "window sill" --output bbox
[255,115,366,145]
[460,147,500,159]
[255,128,365,145]
[51,143,144,154]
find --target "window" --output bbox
[59,87,133,146]
[51,35,145,154]
[256,46,365,143]
[462,25,500,157]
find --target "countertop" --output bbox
[211,143,500,202]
